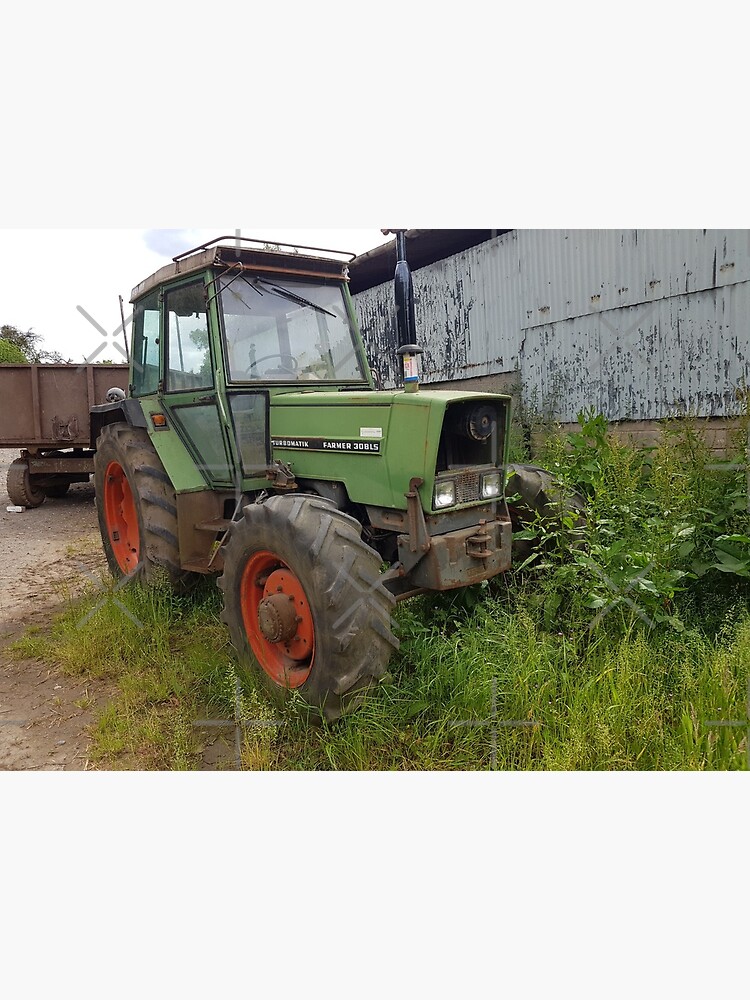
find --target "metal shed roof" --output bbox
[348,230,510,294]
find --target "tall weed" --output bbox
[514,408,750,635]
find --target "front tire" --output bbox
[94,423,199,592]
[219,495,399,722]
[505,463,587,562]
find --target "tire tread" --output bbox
[220,494,398,722]
[94,423,199,592]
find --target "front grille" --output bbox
[454,472,480,505]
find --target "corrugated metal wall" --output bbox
[353,229,750,422]
[354,230,521,389]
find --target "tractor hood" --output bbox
[268,389,511,512]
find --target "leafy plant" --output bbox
[512,407,750,635]
[711,535,750,577]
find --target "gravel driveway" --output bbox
[0,448,110,769]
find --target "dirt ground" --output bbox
[0,448,111,770]
[0,449,237,771]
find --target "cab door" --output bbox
[160,277,237,487]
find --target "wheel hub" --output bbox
[103,461,140,575]
[240,557,315,687]
[258,592,299,644]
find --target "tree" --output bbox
[0,324,66,363]
[0,338,28,363]
[1,324,38,358]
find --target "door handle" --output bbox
[197,394,216,404]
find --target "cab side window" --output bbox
[132,291,160,396]
[165,282,213,392]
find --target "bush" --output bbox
[513,408,750,635]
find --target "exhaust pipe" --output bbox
[382,229,424,393]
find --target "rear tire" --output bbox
[219,495,399,723]
[94,423,199,592]
[7,458,45,508]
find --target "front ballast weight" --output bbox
[395,477,513,591]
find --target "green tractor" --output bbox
[91,233,566,721]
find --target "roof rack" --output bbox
[172,235,356,264]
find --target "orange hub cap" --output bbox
[103,462,140,575]
[240,551,315,688]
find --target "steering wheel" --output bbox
[245,353,299,376]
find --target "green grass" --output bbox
[9,573,750,770]
[12,580,234,770]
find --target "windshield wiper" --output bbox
[227,273,266,313]
[252,278,337,318]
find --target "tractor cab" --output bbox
[123,238,371,494]
[130,237,369,391]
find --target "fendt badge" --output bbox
[271,437,381,454]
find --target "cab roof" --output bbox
[131,240,354,303]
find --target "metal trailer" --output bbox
[0,363,129,506]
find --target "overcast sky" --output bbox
[0,229,389,361]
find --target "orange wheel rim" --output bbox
[240,550,315,688]
[103,461,140,574]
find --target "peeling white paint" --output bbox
[353,229,750,421]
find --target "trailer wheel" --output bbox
[219,495,399,723]
[7,458,45,508]
[94,423,199,592]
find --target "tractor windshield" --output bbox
[219,273,367,384]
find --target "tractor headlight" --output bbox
[434,480,456,509]
[481,473,502,499]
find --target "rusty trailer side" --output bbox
[0,364,129,448]
[0,364,130,508]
